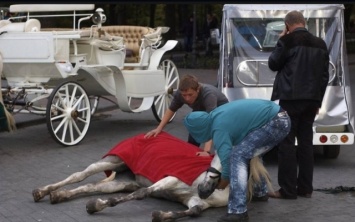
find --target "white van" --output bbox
[217,4,354,158]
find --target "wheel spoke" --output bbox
[72,94,86,109]
[69,118,74,143]
[60,119,69,142]
[154,94,164,116]
[167,66,176,80]
[167,76,179,89]
[50,113,66,121]
[53,116,67,134]
[51,103,65,112]
[69,85,78,107]
[57,92,67,109]
[65,85,70,106]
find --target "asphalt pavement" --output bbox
[1,65,355,222]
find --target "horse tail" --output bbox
[0,52,16,132]
[101,171,116,183]
[247,156,274,201]
[1,103,16,132]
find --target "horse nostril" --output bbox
[198,183,215,199]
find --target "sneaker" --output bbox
[251,195,269,202]
[217,212,249,222]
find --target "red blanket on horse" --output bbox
[103,132,213,185]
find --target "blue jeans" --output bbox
[228,112,291,214]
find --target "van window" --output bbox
[230,17,336,53]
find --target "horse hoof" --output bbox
[86,199,98,214]
[151,210,164,222]
[32,189,47,202]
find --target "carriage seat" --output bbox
[91,26,155,63]
[0,19,41,32]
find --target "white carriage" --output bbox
[0,4,180,146]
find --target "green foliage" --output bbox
[163,51,220,69]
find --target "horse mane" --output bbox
[247,156,274,201]
[0,52,16,132]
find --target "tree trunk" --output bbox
[165,4,176,40]
[149,5,156,28]
[344,4,353,31]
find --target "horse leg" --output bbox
[86,176,182,214]
[32,156,125,202]
[50,178,140,204]
[151,196,208,222]
[86,186,151,214]
[152,206,202,222]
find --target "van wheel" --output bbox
[323,145,340,159]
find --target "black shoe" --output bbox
[251,195,269,202]
[268,190,297,199]
[217,212,249,222]
[298,193,312,198]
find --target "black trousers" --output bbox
[278,100,319,198]
[188,134,200,147]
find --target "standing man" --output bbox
[145,74,228,154]
[184,99,291,222]
[203,13,218,56]
[268,10,329,199]
[181,15,194,52]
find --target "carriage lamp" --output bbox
[319,134,349,144]
[329,135,338,143]
[340,135,349,143]
[57,62,73,73]
[319,135,328,143]
[92,8,106,28]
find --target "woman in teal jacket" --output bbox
[184,99,290,222]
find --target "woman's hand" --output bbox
[196,151,211,156]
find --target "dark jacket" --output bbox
[268,27,329,107]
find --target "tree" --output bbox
[344,4,354,32]
[164,4,176,40]
[149,5,156,28]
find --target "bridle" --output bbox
[206,167,221,180]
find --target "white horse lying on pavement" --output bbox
[32,132,270,221]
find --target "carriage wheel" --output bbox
[46,81,91,146]
[152,59,180,122]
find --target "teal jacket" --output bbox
[184,99,280,180]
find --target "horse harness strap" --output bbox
[207,167,221,179]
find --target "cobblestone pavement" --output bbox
[1,67,355,222]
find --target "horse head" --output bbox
[197,153,222,199]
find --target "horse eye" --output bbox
[209,175,220,179]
